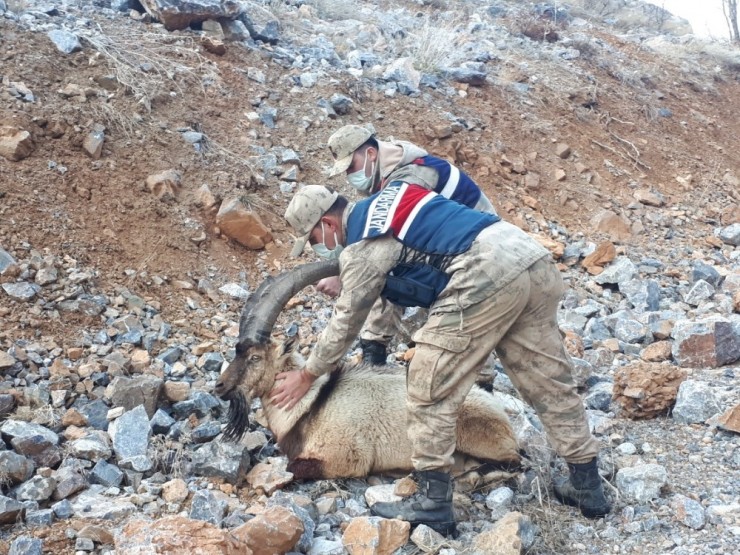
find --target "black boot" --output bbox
[370,470,455,536]
[360,339,387,365]
[553,458,612,518]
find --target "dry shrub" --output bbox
[517,15,560,43]
[405,17,472,74]
[81,23,219,111]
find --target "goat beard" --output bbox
[222,389,250,443]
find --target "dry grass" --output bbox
[149,435,189,478]
[406,17,472,74]
[80,23,219,112]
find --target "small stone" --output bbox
[232,506,304,555]
[670,494,705,529]
[216,198,273,250]
[672,380,721,424]
[189,489,227,526]
[83,126,105,159]
[9,536,43,555]
[615,464,667,503]
[48,30,82,54]
[2,281,41,301]
[342,516,410,555]
[246,458,293,495]
[472,511,535,555]
[162,478,189,504]
[555,142,571,159]
[145,169,182,201]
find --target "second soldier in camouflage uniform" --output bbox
[309,125,498,364]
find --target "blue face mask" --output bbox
[312,222,344,260]
[347,150,376,193]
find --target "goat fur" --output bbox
[217,336,521,480]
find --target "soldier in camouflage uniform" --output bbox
[273,184,611,535]
[309,125,498,364]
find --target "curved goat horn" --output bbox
[239,259,340,345]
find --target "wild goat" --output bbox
[214,260,520,480]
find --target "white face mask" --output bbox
[347,150,376,193]
[312,222,344,260]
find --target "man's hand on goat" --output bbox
[270,368,317,410]
[316,276,342,298]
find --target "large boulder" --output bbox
[140,0,243,31]
[612,362,687,419]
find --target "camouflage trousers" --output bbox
[407,257,600,471]
[359,297,403,344]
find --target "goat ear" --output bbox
[280,334,299,356]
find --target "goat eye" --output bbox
[249,354,262,362]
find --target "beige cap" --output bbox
[327,124,375,177]
[285,185,339,257]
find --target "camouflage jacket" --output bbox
[305,213,549,376]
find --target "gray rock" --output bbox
[9,536,42,555]
[1,420,59,464]
[181,131,203,144]
[672,380,721,424]
[108,375,163,418]
[0,451,34,483]
[329,93,353,115]
[52,498,73,519]
[112,0,139,11]
[218,283,249,299]
[189,441,249,483]
[594,256,638,288]
[0,248,17,273]
[0,495,25,524]
[222,19,249,41]
[34,266,57,285]
[485,486,514,520]
[139,0,243,31]
[692,261,722,287]
[239,1,280,43]
[585,381,613,411]
[172,391,220,419]
[150,409,175,435]
[671,493,705,529]
[615,464,667,503]
[16,476,56,502]
[25,508,54,527]
[109,405,151,461]
[48,29,82,54]
[442,67,488,85]
[191,421,222,443]
[2,282,41,301]
[157,346,183,364]
[78,399,110,430]
[52,466,87,500]
[613,319,648,344]
[75,537,95,551]
[189,489,227,525]
[198,352,224,372]
[70,488,137,519]
[621,279,661,312]
[89,459,124,487]
[308,538,344,555]
[683,279,715,306]
[718,223,740,246]
[70,432,112,462]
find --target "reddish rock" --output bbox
[0,126,34,161]
[245,457,293,495]
[116,516,251,554]
[563,330,585,358]
[472,511,533,555]
[216,198,273,250]
[717,404,740,434]
[672,318,740,368]
[581,241,616,274]
[613,362,687,419]
[591,211,632,243]
[231,506,303,555]
[640,341,672,362]
[145,169,182,201]
[342,517,411,555]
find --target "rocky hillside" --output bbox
[0,0,739,554]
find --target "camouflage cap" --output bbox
[285,185,339,257]
[327,124,375,177]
